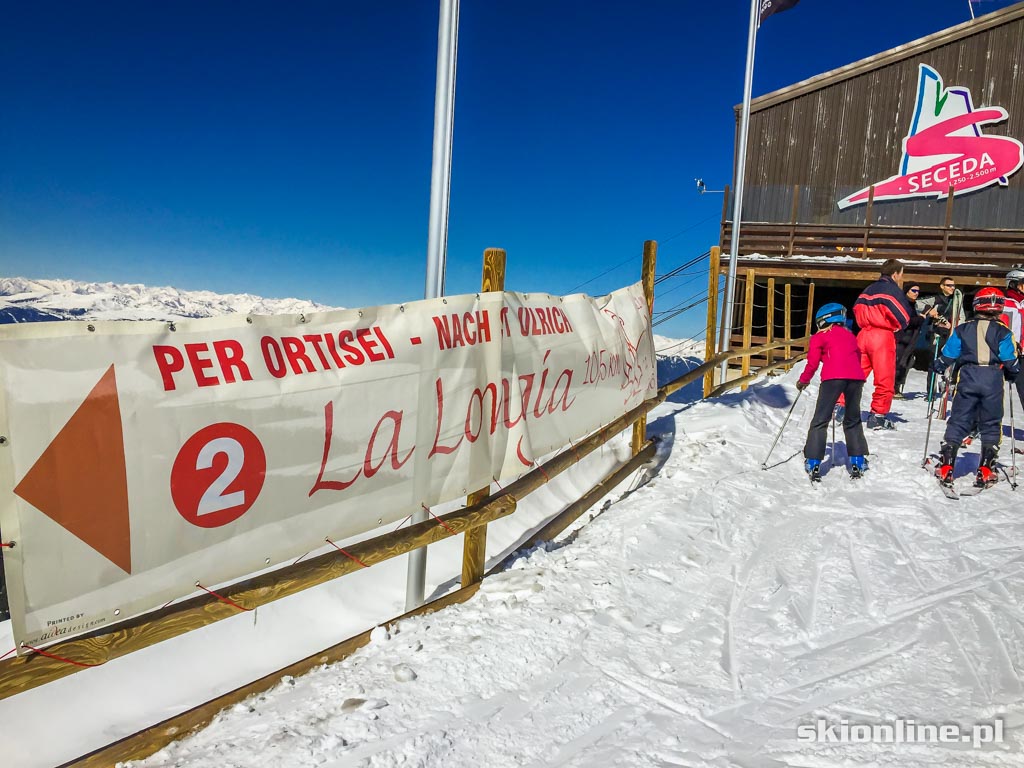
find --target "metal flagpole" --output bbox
[407,0,459,611]
[720,0,760,382]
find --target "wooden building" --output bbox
[712,2,1024,368]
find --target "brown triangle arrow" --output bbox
[14,365,131,573]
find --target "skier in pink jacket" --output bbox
[797,303,870,481]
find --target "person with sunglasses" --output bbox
[918,277,964,351]
[894,282,928,399]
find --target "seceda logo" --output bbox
[838,64,1023,209]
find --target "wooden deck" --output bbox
[721,221,1024,274]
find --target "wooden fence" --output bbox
[0,242,808,767]
[704,245,813,397]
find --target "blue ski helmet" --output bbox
[814,302,847,329]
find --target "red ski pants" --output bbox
[857,327,896,415]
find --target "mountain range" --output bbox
[0,276,335,324]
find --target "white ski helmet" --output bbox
[1007,267,1024,290]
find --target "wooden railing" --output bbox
[0,240,810,767]
[722,220,1024,267]
[717,180,1024,268]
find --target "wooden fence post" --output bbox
[740,268,755,390]
[462,247,506,588]
[784,283,792,370]
[804,282,816,354]
[632,240,657,454]
[766,277,775,368]
[704,247,721,397]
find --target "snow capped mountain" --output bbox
[652,332,705,399]
[653,332,704,360]
[0,276,338,323]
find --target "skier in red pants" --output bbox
[853,259,914,430]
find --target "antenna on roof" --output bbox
[695,178,724,195]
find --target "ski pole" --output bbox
[1010,382,1018,490]
[921,370,941,467]
[761,389,803,469]
[925,334,940,407]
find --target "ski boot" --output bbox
[866,413,896,431]
[848,455,867,479]
[975,444,999,489]
[805,458,822,483]
[937,441,958,487]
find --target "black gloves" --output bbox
[796,380,809,391]
[1005,367,1019,383]
[930,358,948,375]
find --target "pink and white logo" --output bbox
[837,65,1023,209]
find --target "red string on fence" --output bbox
[325,537,369,568]
[533,461,551,482]
[195,582,252,612]
[20,644,104,668]
[491,476,504,492]
[393,514,413,532]
[0,647,16,661]
[0,541,14,548]
[421,503,457,536]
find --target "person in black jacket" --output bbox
[918,276,962,351]
[894,282,927,399]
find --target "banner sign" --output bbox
[838,64,1024,209]
[0,285,656,650]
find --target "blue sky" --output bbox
[1,0,1018,340]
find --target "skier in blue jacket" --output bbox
[931,287,1020,488]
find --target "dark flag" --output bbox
[759,0,800,23]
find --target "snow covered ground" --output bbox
[121,366,1024,767]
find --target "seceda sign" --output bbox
[838,64,1023,209]
[0,286,656,650]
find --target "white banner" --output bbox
[0,285,655,649]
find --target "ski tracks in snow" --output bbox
[131,371,1024,767]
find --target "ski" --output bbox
[938,478,959,499]
[958,484,991,497]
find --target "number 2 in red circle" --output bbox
[171,423,266,528]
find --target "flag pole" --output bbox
[407,0,459,611]
[720,0,760,382]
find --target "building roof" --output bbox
[743,1,1024,114]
